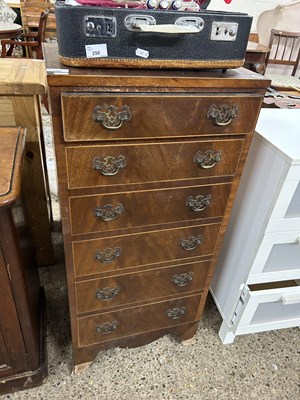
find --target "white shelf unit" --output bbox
[210,109,300,344]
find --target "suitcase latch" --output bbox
[85,16,117,38]
[210,22,238,41]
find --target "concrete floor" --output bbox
[2,111,299,400]
[3,240,299,399]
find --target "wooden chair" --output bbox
[1,10,49,59]
[264,29,300,89]
[20,1,56,39]
[265,29,300,76]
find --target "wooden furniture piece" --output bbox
[263,29,300,89]
[265,29,300,76]
[0,126,47,394]
[0,22,22,39]
[44,43,269,371]
[20,0,56,39]
[248,33,259,43]
[0,58,54,266]
[7,1,21,9]
[211,108,300,343]
[1,10,49,59]
[245,40,270,74]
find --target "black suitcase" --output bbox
[55,1,252,69]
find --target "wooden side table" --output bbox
[245,41,270,74]
[0,58,54,266]
[0,22,23,40]
[0,126,47,394]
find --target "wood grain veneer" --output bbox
[62,93,262,141]
[66,139,245,189]
[77,294,202,347]
[72,223,220,278]
[75,262,209,314]
[69,183,231,236]
[0,127,47,394]
[44,42,270,370]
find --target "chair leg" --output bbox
[6,44,15,57]
[1,44,5,58]
[42,95,49,114]
[1,43,14,58]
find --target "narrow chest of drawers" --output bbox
[45,44,269,371]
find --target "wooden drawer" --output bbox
[66,139,244,189]
[76,261,210,314]
[70,183,231,235]
[77,294,201,346]
[73,223,220,278]
[61,93,262,142]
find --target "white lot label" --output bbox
[136,48,149,59]
[85,44,108,58]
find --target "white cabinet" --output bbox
[210,109,300,343]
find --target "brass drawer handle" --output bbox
[93,155,126,176]
[207,104,238,126]
[194,150,222,169]
[96,286,120,300]
[166,306,186,320]
[92,105,131,130]
[186,194,211,212]
[94,203,124,221]
[172,272,194,287]
[96,320,118,334]
[179,235,203,251]
[95,247,122,263]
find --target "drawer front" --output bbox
[66,139,244,189]
[76,261,210,314]
[286,165,300,181]
[237,282,300,332]
[248,231,300,284]
[73,223,220,278]
[78,294,201,346]
[70,183,231,235]
[267,181,300,232]
[62,93,261,142]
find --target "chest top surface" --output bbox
[43,43,270,91]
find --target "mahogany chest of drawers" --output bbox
[44,43,269,371]
[0,127,47,393]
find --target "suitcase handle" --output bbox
[139,24,200,34]
[125,15,203,34]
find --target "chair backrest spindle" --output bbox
[265,29,300,77]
